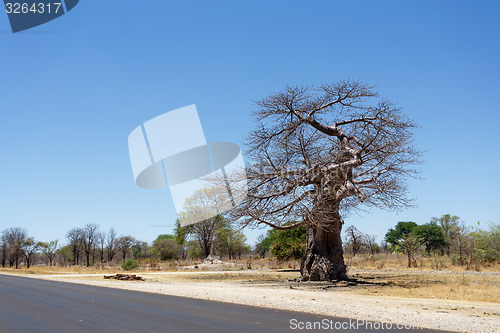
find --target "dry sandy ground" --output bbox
[3,270,499,333]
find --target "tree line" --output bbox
[254,214,499,270]
[0,218,251,269]
[383,214,500,269]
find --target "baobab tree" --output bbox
[116,235,135,262]
[106,228,118,263]
[82,224,99,267]
[241,80,420,281]
[66,228,83,266]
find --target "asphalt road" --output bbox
[0,274,449,333]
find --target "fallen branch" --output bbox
[103,274,144,281]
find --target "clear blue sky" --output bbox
[1,1,499,247]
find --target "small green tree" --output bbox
[57,245,74,265]
[255,234,275,258]
[471,222,500,263]
[174,219,189,260]
[233,235,251,259]
[215,223,249,259]
[385,222,418,249]
[413,224,446,254]
[186,240,203,259]
[151,235,179,261]
[131,241,150,259]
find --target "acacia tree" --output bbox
[40,240,59,266]
[241,80,420,281]
[21,238,40,268]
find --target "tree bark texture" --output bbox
[300,214,347,281]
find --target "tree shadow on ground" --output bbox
[320,277,390,290]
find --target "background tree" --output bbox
[106,228,117,263]
[400,234,420,268]
[413,223,446,254]
[82,224,99,267]
[96,231,106,264]
[179,187,229,258]
[254,234,273,258]
[186,239,203,259]
[21,237,40,268]
[470,222,500,264]
[431,214,460,255]
[39,240,59,266]
[151,235,178,261]
[184,216,225,258]
[385,221,418,249]
[66,228,83,266]
[215,222,248,259]
[131,240,150,260]
[486,223,500,261]
[0,237,7,267]
[365,234,378,256]
[116,235,135,262]
[344,226,364,256]
[174,220,188,260]
[57,245,73,265]
[240,80,420,280]
[2,227,27,268]
[233,234,251,259]
[270,224,307,261]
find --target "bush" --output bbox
[270,224,307,261]
[121,258,138,271]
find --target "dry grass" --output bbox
[343,269,500,303]
[346,253,500,273]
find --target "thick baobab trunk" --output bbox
[300,214,347,281]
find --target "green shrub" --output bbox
[121,258,138,271]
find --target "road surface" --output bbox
[0,274,448,332]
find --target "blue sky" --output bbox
[0,1,499,247]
